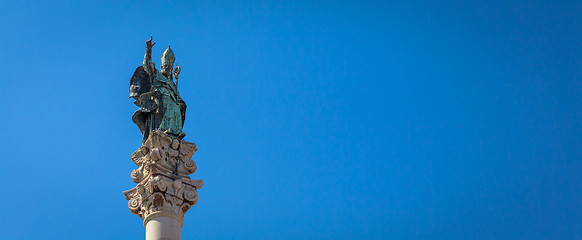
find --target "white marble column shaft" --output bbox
[145,216,182,240]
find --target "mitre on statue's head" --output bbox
[161,46,176,67]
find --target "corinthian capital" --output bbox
[123,130,204,226]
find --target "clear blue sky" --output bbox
[1,0,581,239]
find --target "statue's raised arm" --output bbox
[143,37,156,76]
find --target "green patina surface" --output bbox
[130,37,186,142]
[152,71,183,136]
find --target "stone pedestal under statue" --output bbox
[124,130,204,240]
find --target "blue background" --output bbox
[1,0,581,239]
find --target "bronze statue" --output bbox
[130,37,187,142]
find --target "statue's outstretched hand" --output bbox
[146,36,156,49]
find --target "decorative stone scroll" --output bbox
[123,130,204,226]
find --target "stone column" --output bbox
[124,130,204,240]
